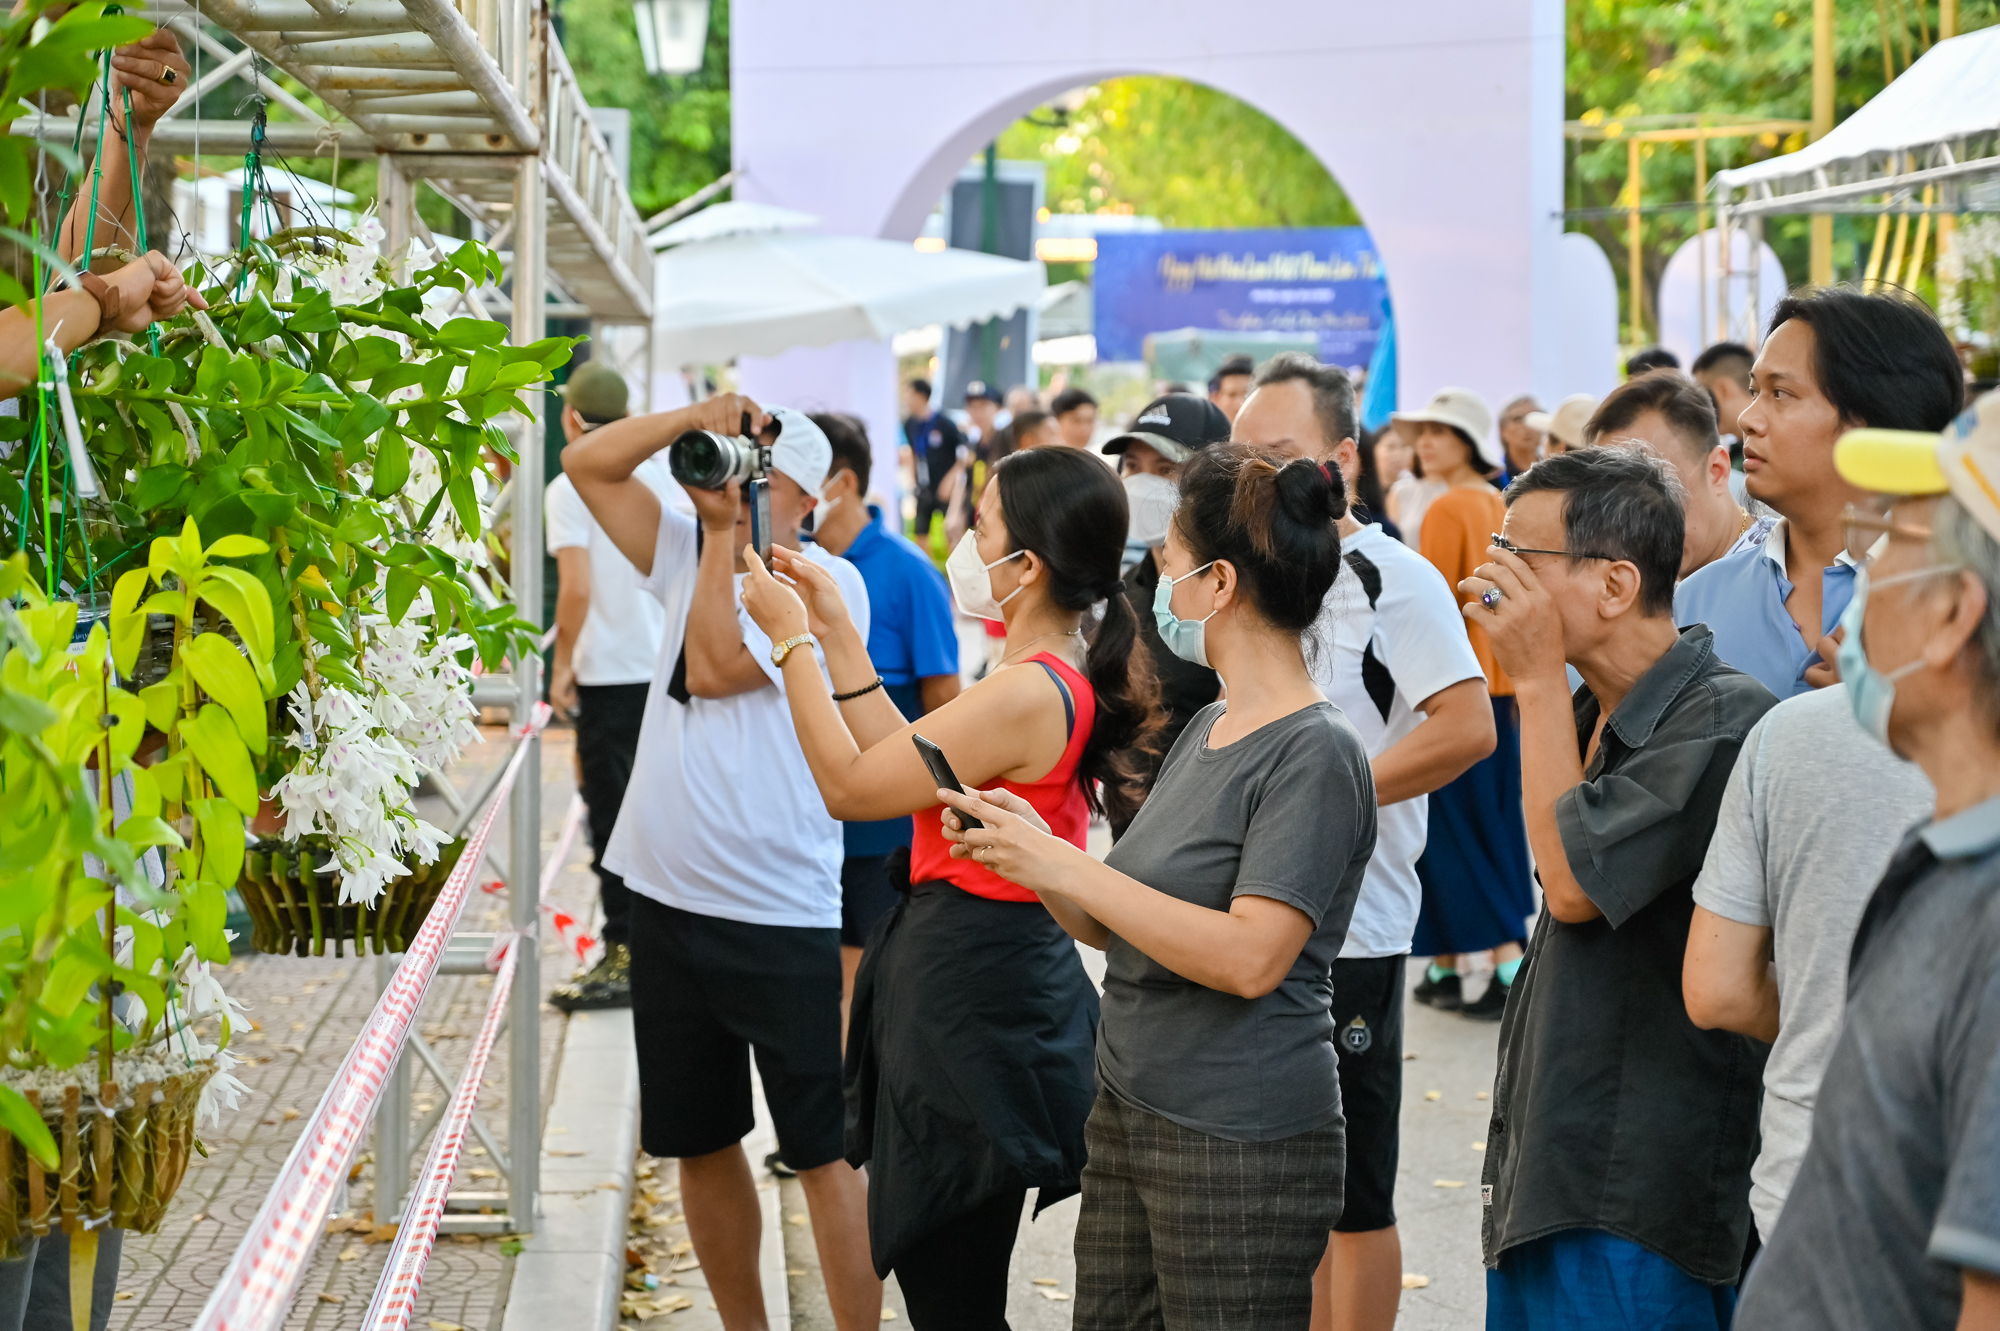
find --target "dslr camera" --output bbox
[668,413,777,559]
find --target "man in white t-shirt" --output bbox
[564,395,883,1329]
[543,362,671,1012]
[1234,352,1496,1331]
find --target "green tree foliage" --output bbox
[1567,0,2000,337]
[557,0,731,218]
[996,78,1357,230]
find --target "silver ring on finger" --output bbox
[1481,586,1504,609]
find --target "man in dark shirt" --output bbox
[1458,448,1776,1327]
[900,377,965,545]
[1736,399,2000,1331]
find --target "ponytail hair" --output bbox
[1174,444,1346,633]
[991,448,1162,823]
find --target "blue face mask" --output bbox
[1837,565,1957,746]
[1153,560,1218,666]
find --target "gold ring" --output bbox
[159,66,177,85]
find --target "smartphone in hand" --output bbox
[912,734,982,829]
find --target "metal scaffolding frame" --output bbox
[13,0,656,1237]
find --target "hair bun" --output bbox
[1273,456,1347,525]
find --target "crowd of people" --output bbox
[545,278,2000,1330]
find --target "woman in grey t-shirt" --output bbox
[941,444,1377,1325]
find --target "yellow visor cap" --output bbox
[1835,428,1951,496]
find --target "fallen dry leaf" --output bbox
[468,1169,497,1180]
[669,1240,692,1256]
[281,1107,300,1122]
[1476,1091,1489,1100]
[450,1234,482,1246]
[1472,1141,1487,1151]
[1031,1277,1060,1287]
[786,1213,807,1227]
[366,1223,400,1244]
[1423,1090,1441,1101]
[787,1267,806,1276]
[426,1321,464,1331]
[547,1149,587,1157]
[317,1293,344,1304]
[880,1311,898,1322]
[112,1293,133,1302]
[1433,1179,1466,1189]
[1037,1289,1073,1302]
[1402,1051,1418,1060]
[337,1246,361,1263]
[1403,1273,1431,1289]
[189,1213,207,1224]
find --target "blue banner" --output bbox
[1093,228,1389,371]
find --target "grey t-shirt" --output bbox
[1098,700,1377,1143]
[1737,795,2000,1329]
[1693,685,1933,1240]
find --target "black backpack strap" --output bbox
[1034,658,1076,740]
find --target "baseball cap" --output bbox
[1103,394,1231,464]
[765,405,832,495]
[964,380,1003,404]
[1836,389,2000,538]
[562,360,629,421]
[1395,387,1500,468]
[1523,393,1601,450]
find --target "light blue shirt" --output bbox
[1674,519,1858,699]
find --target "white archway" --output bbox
[729,1,1566,488]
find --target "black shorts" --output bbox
[628,893,845,1170]
[839,853,899,948]
[1330,953,1405,1233]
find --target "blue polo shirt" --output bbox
[832,506,960,856]
[1674,519,1858,699]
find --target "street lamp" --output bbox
[633,0,709,76]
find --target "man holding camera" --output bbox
[564,395,883,1330]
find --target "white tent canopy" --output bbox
[651,203,1045,366]
[1715,24,2000,215]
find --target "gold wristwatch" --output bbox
[771,633,813,667]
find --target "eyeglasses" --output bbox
[1841,502,1934,564]
[1489,533,1621,562]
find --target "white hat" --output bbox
[1394,387,1499,469]
[766,406,832,495]
[1523,393,1601,450]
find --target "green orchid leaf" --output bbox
[180,703,259,816]
[237,292,283,344]
[183,877,230,963]
[0,688,56,736]
[447,473,481,538]
[0,1086,57,1171]
[182,633,267,754]
[199,566,278,679]
[106,690,146,769]
[435,317,506,350]
[288,289,340,333]
[113,815,185,852]
[109,566,150,677]
[193,797,247,891]
[386,565,422,625]
[241,492,295,527]
[138,680,178,733]
[132,464,192,513]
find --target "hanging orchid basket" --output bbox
[237,836,468,957]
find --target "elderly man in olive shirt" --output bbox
[1458,449,1775,1328]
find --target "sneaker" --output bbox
[1461,976,1511,1021]
[1413,970,1463,1011]
[764,1151,797,1179]
[548,943,631,1013]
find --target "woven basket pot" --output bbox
[237,838,469,958]
[0,1062,216,1259]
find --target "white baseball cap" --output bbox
[1394,387,1500,469]
[1524,393,1601,450]
[765,406,832,495]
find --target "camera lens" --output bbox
[670,431,728,489]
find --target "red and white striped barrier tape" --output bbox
[363,791,586,1331]
[193,704,551,1331]
[481,795,594,968]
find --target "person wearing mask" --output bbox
[936,444,1376,1325]
[1395,388,1533,1019]
[1496,395,1544,486]
[1691,340,1757,442]
[1676,289,1965,699]
[1583,371,1775,579]
[804,413,961,1037]
[1522,393,1599,456]
[1233,353,1496,1331]
[1683,683,1932,1246]
[1105,394,1229,830]
[1626,345,1682,376]
[543,362,662,1011]
[738,446,1157,1330]
[564,398,882,1330]
[1208,353,1256,423]
[1462,447,1776,1328]
[903,378,967,546]
[1735,393,2000,1330]
[1052,385,1099,450]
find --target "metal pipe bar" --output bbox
[403,1032,511,1171]
[315,66,468,90]
[278,33,453,66]
[1719,154,2000,216]
[373,952,412,1225]
[543,155,652,320]
[9,114,370,151]
[200,0,415,30]
[154,44,255,118]
[340,91,487,112]
[398,0,539,149]
[644,166,743,230]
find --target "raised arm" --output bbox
[60,31,190,270]
[562,392,766,574]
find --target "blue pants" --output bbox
[1488,1230,1735,1331]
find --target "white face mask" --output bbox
[1124,472,1179,550]
[946,530,1027,621]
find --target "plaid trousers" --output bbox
[1074,1088,1346,1330]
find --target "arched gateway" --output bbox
[729,1,1565,488]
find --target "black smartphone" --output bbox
[748,475,773,563]
[912,733,982,829]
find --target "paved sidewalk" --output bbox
[107,725,598,1331]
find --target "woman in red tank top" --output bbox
[741,446,1158,1330]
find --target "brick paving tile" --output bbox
[106,725,597,1331]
